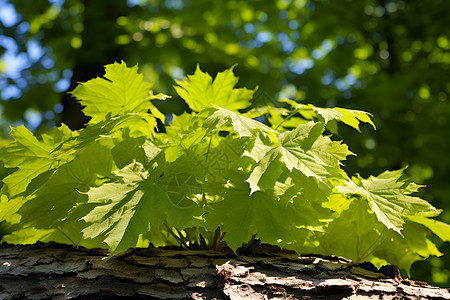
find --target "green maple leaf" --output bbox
[0,125,73,197]
[112,136,162,169]
[2,227,60,245]
[280,99,376,131]
[154,112,210,163]
[337,169,436,235]
[372,220,443,274]
[279,170,333,206]
[407,214,450,242]
[1,111,157,200]
[204,189,306,250]
[180,133,250,184]
[17,143,115,228]
[245,122,333,193]
[2,143,115,247]
[333,107,376,131]
[71,61,163,122]
[0,194,24,224]
[305,199,384,262]
[2,222,107,249]
[203,106,278,138]
[309,136,354,166]
[81,158,202,256]
[174,65,256,112]
[51,113,157,162]
[308,136,354,180]
[165,112,206,138]
[310,196,442,274]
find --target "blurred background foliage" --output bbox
[0,0,449,287]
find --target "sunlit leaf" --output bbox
[174,65,256,112]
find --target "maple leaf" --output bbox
[1,143,115,248]
[309,136,354,166]
[0,113,157,198]
[154,112,210,163]
[112,137,161,169]
[204,189,307,250]
[306,199,384,262]
[337,169,437,235]
[245,122,333,193]
[407,215,450,242]
[203,106,278,138]
[50,113,157,161]
[81,159,202,256]
[333,107,376,131]
[372,221,443,275]
[309,197,442,274]
[71,61,163,122]
[174,65,256,112]
[280,99,376,131]
[0,125,73,197]
[17,143,115,228]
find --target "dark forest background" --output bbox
[0,0,449,287]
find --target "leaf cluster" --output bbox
[1,62,449,274]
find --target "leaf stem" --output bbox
[164,224,188,248]
[356,232,360,259]
[211,227,226,250]
[204,135,213,162]
[356,227,387,263]
[202,135,214,180]
[57,226,78,247]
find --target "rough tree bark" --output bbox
[0,242,448,300]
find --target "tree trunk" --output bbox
[0,243,448,299]
[60,0,127,130]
